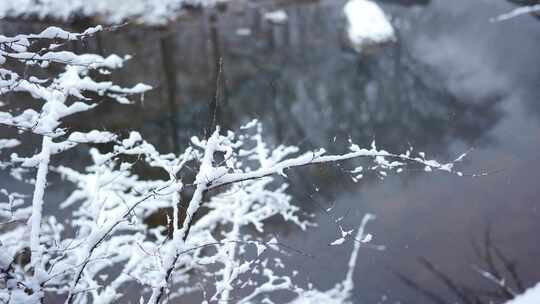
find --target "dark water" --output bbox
[2,0,540,303]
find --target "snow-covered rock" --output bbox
[506,282,540,304]
[343,0,396,53]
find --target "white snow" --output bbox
[264,10,288,24]
[28,136,52,285]
[492,4,540,22]
[208,141,461,190]
[236,28,252,36]
[0,139,20,150]
[343,0,396,53]
[67,130,117,143]
[506,282,540,304]
[330,237,346,246]
[0,0,226,25]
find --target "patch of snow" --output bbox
[330,237,346,246]
[236,28,252,36]
[68,130,117,143]
[506,282,540,304]
[343,0,396,53]
[264,10,288,24]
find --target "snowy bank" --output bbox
[0,0,218,25]
[505,282,540,304]
[343,0,396,53]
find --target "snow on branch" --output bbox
[0,25,471,304]
[491,4,540,22]
[139,121,467,303]
[289,214,376,304]
[0,26,150,303]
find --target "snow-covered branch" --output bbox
[0,24,470,304]
[491,4,540,22]
[0,26,150,303]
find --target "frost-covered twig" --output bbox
[288,214,376,304]
[145,121,463,303]
[208,141,464,190]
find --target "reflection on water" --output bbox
[394,226,528,304]
[1,0,540,302]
